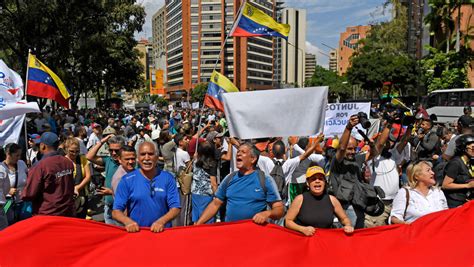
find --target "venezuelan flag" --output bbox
[203,71,239,111]
[230,2,290,40]
[27,54,70,108]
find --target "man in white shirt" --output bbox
[86,123,103,150]
[365,123,412,227]
[172,134,191,226]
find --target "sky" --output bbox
[135,0,392,68]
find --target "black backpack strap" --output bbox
[257,170,267,194]
[225,171,239,191]
[403,187,410,221]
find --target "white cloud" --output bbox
[305,41,329,69]
[135,0,165,39]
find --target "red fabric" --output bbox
[27,80,69,108]
[0,202,473,266]
[231,27,263,37]
[203,94,224,112]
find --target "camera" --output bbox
[384,104,415,127]
[357,112,371,129]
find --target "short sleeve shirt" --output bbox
[443,156,473,208]
[113,169,181,227]
[104,156,120,204]
[215,171,281,222]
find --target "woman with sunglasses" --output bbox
[390,161,447,224]
[285,165,354,236]
[442,134,474,208]
[65,138,91,218]
[0,143,31,225]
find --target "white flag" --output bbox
[0,100,40,120]
[0,59,24,102]
[192,102,200,109]
[222,87,328,139]
[0,115,25,146]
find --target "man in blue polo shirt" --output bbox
[195,143,284,225]
[112,141,181,233]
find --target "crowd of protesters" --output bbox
[0,103,472,236]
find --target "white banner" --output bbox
[0,59,24,102]
[324,102,371,137]
[0,115,25,146]
[192,102,199,109]
[223,87,328,139]
[0,100,40,120]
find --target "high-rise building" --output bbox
[329,49,338,73]
[281,8,306,87]
[152,5,167,87]
[304,53,316,83]
[273,1,285,87]
[135,39,153,84]
[165,0,276,100]
[337,25,370,76]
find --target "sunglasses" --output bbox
[109,149,120,153]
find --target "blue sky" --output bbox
[136,0,392,68]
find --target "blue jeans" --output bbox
[341,204,365,229]
[104,203,122,226]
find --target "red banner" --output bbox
[0,201,473,266]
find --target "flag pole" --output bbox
[24,50,31,165]
[212,0,247,72]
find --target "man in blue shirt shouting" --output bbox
[195,143,284,225]
[113,141,181,233]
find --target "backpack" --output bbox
[270,159,288,201]
[223,170,267,195]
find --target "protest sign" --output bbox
[324,102,371,137]
[223,87,328,139]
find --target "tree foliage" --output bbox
[347,1,420,96]
[421,46,472,92]
[191,83,208,103]
[0,0,145,108]
[347,52,420,96]
[305,66,351,100]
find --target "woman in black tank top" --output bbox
[285,166,354,236]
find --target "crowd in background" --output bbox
[0,103,472,236]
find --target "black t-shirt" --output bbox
[444,156,473,208]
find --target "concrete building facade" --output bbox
[337,25,370,76]
[329,49,338,73]
[164,0,276,100]
[152,5,167,87]
[304,53,316,83]
[281,8,306,87]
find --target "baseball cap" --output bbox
[103,127,116,135]
[305,166,325,179]
[206,131,219,143]
[91,123,102,128]
[28,134,41,143]
[37,132,59,146]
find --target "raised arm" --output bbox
[336,115,359,162]
[86,135,113,166]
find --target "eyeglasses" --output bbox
[150,180,155,198]
[467,147,474,152]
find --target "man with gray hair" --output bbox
[87,134,126,225]
[196,143,284,224]
[113,141,181,233]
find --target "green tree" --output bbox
[421,46,472,92]
[191,83,208,103]
[0,0,145,108]
[360,0,408,56]
[305,66,351,100]
[347,52,420,96]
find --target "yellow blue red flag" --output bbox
[204,71,239,111]
[27,53,70,108]
[229,2,290,40]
